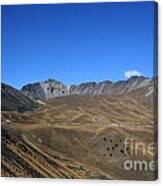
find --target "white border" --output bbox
[0,0,162,186]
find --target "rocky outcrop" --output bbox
[21,79,69,101]
[70,76,152,96]
[1,83,37,112]
[21,76,153,101]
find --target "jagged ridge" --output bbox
[21,76,153,101]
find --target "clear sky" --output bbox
[2,2,156,89]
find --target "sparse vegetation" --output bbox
[1,78,157,180]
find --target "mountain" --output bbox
[21,78,69,101]
[1,92,157,180]
[1,76,157,180]
[70,76,152,95]
[21,76,153,101]
[1,83,37,112]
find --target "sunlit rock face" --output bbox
[70,76,152,96]
[21,76,153,101]
[21,78,69,101]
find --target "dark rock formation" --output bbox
[1,83,37,112]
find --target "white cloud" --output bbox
[124,70,142,79]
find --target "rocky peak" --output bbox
[69,76,152,96]
[21,76,153,101]
[21,79,69,101]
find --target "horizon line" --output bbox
[2,75,154,90]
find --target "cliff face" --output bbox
[70,76,152,95]
[21,76,153,101]
[21,79,69,101]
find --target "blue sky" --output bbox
[2,2,156,89]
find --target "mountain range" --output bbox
[20,76,153,101]
[1,76,157,180]
[2,76,155,112]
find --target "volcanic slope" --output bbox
[1,83,37,112]
[1,92,157,180]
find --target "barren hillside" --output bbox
[1,87,157,180]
